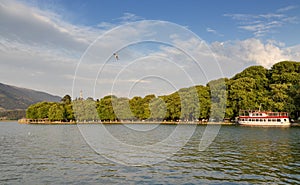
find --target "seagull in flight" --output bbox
[113,53,119,61]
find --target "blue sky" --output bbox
[30,0,300,45]
[0,0,300,98]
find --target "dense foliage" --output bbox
[0,110,26,120]
[26,95,75,121]
[26,61,300,122]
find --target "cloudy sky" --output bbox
[1,0,300,99]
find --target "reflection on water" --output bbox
[0,122,299,184]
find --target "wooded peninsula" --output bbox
[23,61,300,124]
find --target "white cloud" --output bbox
[97,22,116,29]
[117,12,143,23]
[277,5,298,13]
[224,6,299,37]
[211,38,300,69]
[0,0,104,96]
[0,0,101,53]
[69,22,300,96]
[206,27,223,37]
[1,0,299,99]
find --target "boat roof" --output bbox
[239,110,288,113]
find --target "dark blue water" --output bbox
[0,122,299,184]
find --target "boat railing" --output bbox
[239,110,289,117]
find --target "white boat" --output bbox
[238,110,291,127]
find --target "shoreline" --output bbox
[18,118,235,125]
[0,119,18,122]
[16,119,300,126]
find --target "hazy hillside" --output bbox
[0,82,61,110]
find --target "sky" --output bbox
[1,0,300,99]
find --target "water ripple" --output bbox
[0,122,299,184]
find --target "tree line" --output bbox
[0,110,26,120]
[26,61,300,122]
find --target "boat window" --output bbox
[277,119,281,122]
[284,119,286,122]
[260,119,263,122]
[268,119,271,122]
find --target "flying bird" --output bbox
[113,53,119,61]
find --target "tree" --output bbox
[288,83,300,119]
[26,104,38,119]
[37,102,55,119]
[25,61,300,123]
[61,94,72,104]
[26,102,54,119]
[162,92,181,121]
[207,78,227,121]
[232,66,269,90]
[48,103,64,121]
[270,61,300,84]
[141,94,156,120]
[112,97,133,121]
[64,104,75,121]
[196,85,211,119]
[96,95,117,121]
[149,97,167,121]
[73,98,98,121]
[129,96,144,120]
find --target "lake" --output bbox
[0,121,299,184]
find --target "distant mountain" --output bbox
[0,82,61,110]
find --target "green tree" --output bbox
[73,98,98,121]
[129,96,144,120]
[61,94,72,104]
[141,94,156,120]
[178,87,200,121]
[48,103,64,121]
[163,92,181,121]
[149,97,167,121]
[64,104,75,121]
[270,61,300,84]
[288,83,300,119]
[37,102,54,119]
[113,97,133,121]
[96,95,117,121]
[26,102,54,119]
[208,78,227,121]
[232,66,269,90]
[25,61,300,123]
[196,85,211,119]
[26,104,38,119]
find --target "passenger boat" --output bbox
[238,110,291,127]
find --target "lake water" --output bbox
[0,122,299,184]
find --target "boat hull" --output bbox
[238,121,291,127]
